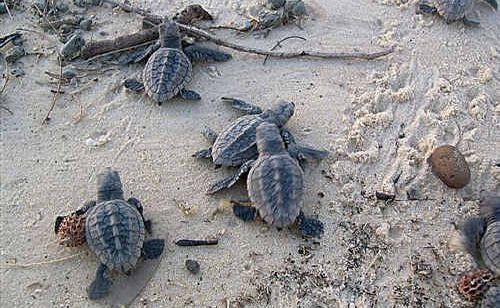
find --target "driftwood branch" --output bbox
[101,0,394,61]
[81,27,158,59]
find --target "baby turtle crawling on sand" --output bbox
[125,21,231,104]
[193,97,328,194]
[231,122,324,237]
[456,195,499,305]
[417,0,497,25]
[55,168,164,300]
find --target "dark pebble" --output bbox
[5,46,26,64]
[185,259,200,274]
[60,31,85,61]
[80,19,92,31]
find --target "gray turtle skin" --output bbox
[417,0,497,25]
[248,122,304,228]
[233,122,324,237]
[62,168,164,300]
[460,195,500,275]
[131,21,230,104]
[193,98,328,194]
[481,286,500,308]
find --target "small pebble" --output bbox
[60,31,85,61]
[80,19,92,31]
[56,2,69,12]
[427,145,471,189]
[5,46,26,64]
[185,259,200,274]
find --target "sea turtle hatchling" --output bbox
[193,97,328,194]
[417,0,497,25]
[54,168,165,300]
[124,21,231,104]
[231,122,324,237]
[456,195,500,304]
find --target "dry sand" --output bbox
[1,0,499,307]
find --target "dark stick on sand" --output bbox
[175,239,219,246]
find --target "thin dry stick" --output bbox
[0,252,83,269]
[263,35,307,65]
[42,54,63,124]
[4,0,13,19]
[103,0,394,60]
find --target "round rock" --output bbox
[185,259,200,274]
[427,145,470,189]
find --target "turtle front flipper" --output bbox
[184,44,232,62]
[281,128,328,163]
[88,263,112,300]
[462,17,480,26]
[484,0,498,10]
[179,89,201,101]
[221,97,263,115]
[297,211,324,238]
[193,148,212,159]
[232,201,257,221]
[142,239,165,260]
[459,217,487,266]
[206,159,256,194]
[124,78,145,93]
[134,41,161,63]
[127,197,152,234]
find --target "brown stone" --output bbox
[428,145,470,189]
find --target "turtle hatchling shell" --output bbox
[211,115,265,166]
[143,48,192,103]
[428,145,470,188]
[481,221,500,275]
[85,200,145,272]
[434,0,473,22]
[247,154,304,228]
[481,286,500,308]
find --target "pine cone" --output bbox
[457,269,495,301]
[56,214,86,247]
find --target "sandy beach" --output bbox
[1,0,499,307]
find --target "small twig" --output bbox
[175,239,218,246]
[263,35,307,65]
[4,0,13,19]
[42,54,63,124]
[102,0,394,61]
[0,252,83,269]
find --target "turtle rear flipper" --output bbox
[221,97,263,115]
[206,159,255,194]
[142,239,165,260]
[460,217,487,265]
[179,89,201,101]
[297,211,324,238]
[184,44,232,62]
[88,263,112,300]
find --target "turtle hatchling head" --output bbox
[97,168,124,203]
[256,122,286,155]
[267,100,295,127]
[159,21,181,49]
